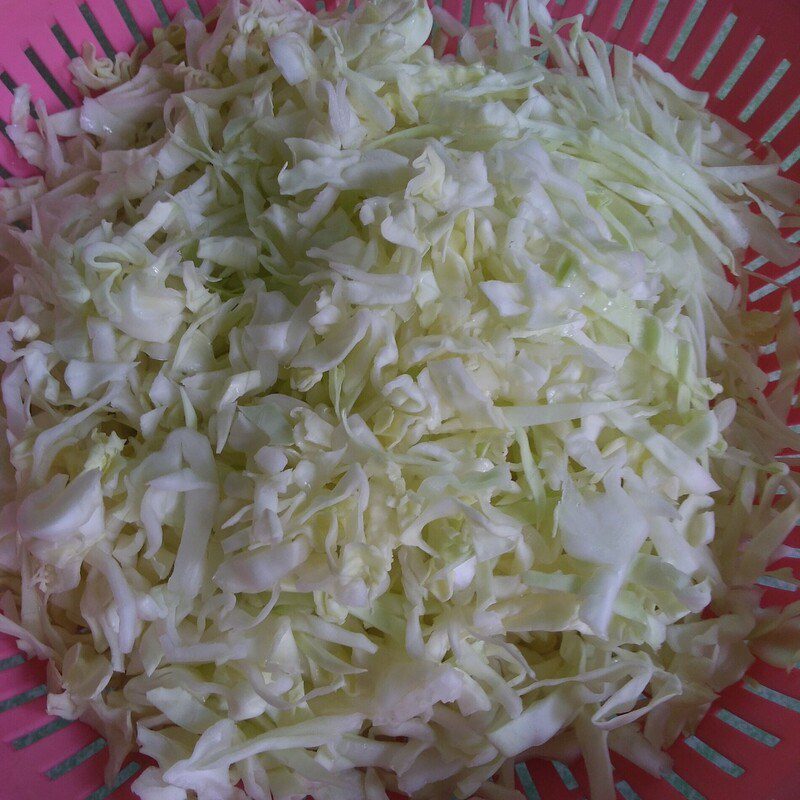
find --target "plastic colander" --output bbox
[1,0,799,798]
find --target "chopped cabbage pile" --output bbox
[1,1,800,799]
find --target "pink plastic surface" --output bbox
[0,1,799,799]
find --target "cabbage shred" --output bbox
[0,1,799,799]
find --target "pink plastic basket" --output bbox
[0,0,799,799]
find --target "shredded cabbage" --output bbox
[1,1,799,799]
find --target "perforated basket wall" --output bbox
[0,0,799,799]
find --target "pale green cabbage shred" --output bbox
[1,1,800,799]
